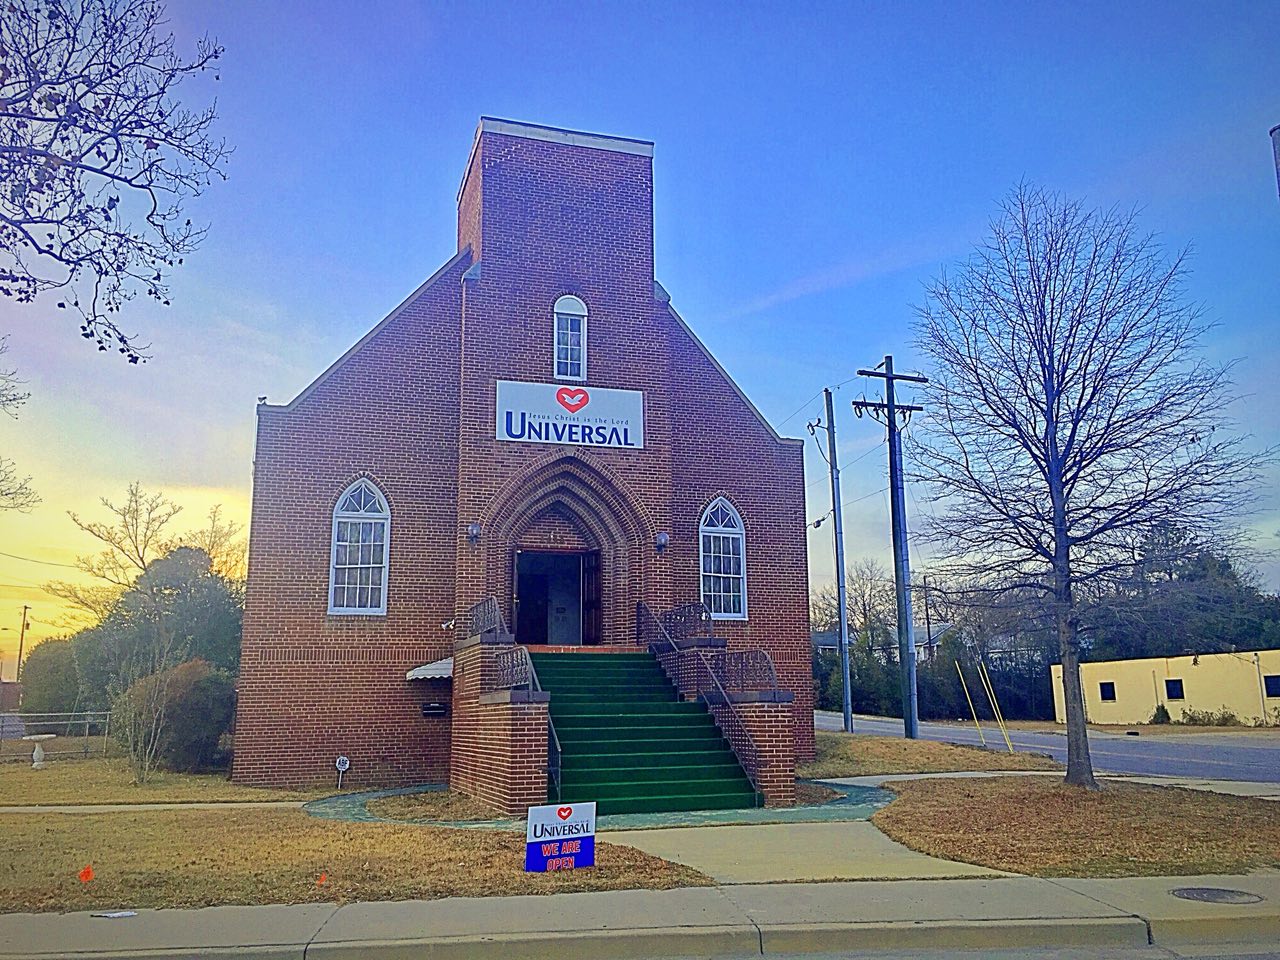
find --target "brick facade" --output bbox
[232,118,814,792]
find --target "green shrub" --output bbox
[155,659,236,772]
[17,638,80,715]
[1149,703,1172,724]
[1177,705,1243,726]
[114,659,236,775]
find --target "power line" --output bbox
[845,486,889,509]
[0,550,78,569]
[777,373,871,429]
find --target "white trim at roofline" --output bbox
[657,281,801,446]
[457,117,653,202]
[268,248,471,412]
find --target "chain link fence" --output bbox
[0,711,113,764]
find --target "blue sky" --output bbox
[2,0,1278,666]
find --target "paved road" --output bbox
[815,711,1280,782]
[762,951,1280,960]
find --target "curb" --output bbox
[1145,912,1280,946]
[759,916,1151,954]
[308,925,761,960]
[12,912,1280,960]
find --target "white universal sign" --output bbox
[496,380,644,450]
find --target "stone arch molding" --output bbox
[481,452,656,643]
[484,451,654,546]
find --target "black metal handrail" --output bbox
[488,642,562,804]
[467,596,509,639]
[638,600,774,797]
[637,600,673,653]
[660,602,715,645]
[689,651,761,789]
[494,645,531,690]
[527,658,563,804]
[702,649,780,694]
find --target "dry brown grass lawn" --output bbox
[873,776,1280,878]
[0,808,710,913]
[0,758,324,806]
[798,732,1060,779]
[366,790,503,822]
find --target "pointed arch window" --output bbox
[329,479,390,615]
[700,497,747,620]
[553,294,587,381]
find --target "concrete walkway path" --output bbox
[606,819,1009,882]
[2,871,1277,959]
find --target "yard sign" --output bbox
[525,801,596,871]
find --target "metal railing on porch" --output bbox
[637,600,780,797]
[469,596,562,803]
[467,596,510,640]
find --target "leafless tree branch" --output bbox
[0,0,229,361]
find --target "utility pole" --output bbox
[15,606,30,683]
[810,390,853,732]
[1271,124,1280,199]
[922,576,933,661]
[853,355,927,739]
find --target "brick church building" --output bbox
[232,118,813,814]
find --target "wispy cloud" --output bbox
[713,231,972,322]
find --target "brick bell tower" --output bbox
[450,118,677,645]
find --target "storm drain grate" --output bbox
[1170,887,1265,904]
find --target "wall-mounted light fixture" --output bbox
[655,532,670,555]
[466,522,482,546]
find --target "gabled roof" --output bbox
[266,248,470,412]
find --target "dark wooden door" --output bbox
[582,550,602,645]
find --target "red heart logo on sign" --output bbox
[555,387,589,413]
[557,806,573,820]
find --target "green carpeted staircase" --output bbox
[529,651,761,815]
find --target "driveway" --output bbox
[815,711,1280,781]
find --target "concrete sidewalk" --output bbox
[1,871,1276,960]
[606,820,1011,882]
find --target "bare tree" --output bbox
[0,0,228,361]
[179,504,246,581]
[0,335,38,510]
[811,557,896,642]
[911,185,1271,788]
[45,481,182,618]
[846,557,896,648]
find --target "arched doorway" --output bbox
[480,453,655,644]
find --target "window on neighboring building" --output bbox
[329,479,390,615]
[1264,674,1280,699]
[700,497,747,620]
[1165,678,1185,701]
[1099,681,1116,702]
[553,295,587,381]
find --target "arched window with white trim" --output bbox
[553,294,587,381]
[329,479,390,615]
[699,497,747,620]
